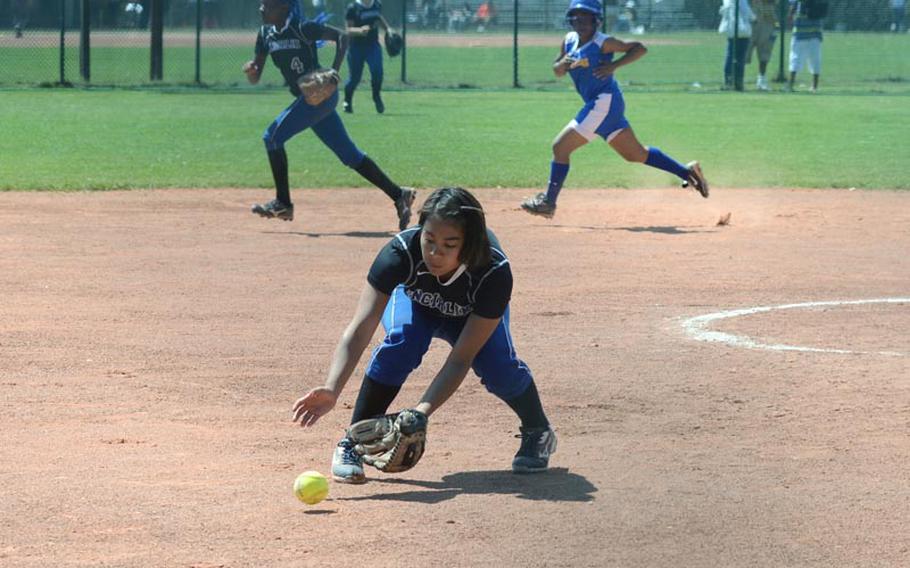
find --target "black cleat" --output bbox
[251,199,294,221]
[520,192,557,219]
[682,161,709,198]
[512,426,557,473]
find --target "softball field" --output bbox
[1,187,908,567]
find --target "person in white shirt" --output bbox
[719,0,756,91]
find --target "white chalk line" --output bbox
[681,298,910,356]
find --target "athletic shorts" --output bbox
[364,286,533,401]
[747,20,777,64]
[569,91,630,142]
[789,37,822,75]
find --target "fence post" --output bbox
[513,0,519,87]
[195,0,202,83]
[400,0,407,83]
[79,0,90,81]
[150,0,164,80]
[775,0,787,82]
[59,0,66,84]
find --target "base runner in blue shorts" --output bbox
[521,0,710,219]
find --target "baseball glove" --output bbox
[384,31,403,57]
[346,409,427,473]
[298,68,339,106]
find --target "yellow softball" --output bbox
[293,471,329,505]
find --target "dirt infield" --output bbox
[1,188,908,568]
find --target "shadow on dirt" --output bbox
[335,468,596,503]
[262,230,394,239]
[550,224,710,234]
[615,225,709,234]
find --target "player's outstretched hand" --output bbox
[292,387,337,427]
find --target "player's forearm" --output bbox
[613,43,647,69]
[334,33,349,68]
[415,359,472,416]
[324,325,373,396]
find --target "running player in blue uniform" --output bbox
[243,0,415,229]
[521,0,709,219]
[343,0,394,114]
[291,187,556,483]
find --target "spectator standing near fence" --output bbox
[891,0,906,33]
[788,0,826,92]
[447,2,471,32]
[747,0,776,90]
[343,0,395,114]
[13,0,36,38]
[473,0,495,31]
[718,0,755,92]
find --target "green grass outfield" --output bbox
[4,31,910,94]
[1,88,907,191]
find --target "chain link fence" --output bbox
[1,0,908,92]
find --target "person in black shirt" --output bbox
[343,0,395,114]
[292,187,556,484]
[243,0,415,229]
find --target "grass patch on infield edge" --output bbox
[1,88,908,190]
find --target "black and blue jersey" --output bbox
[255,16,326,97]
[368,227,512,320]
[346,0,383,46]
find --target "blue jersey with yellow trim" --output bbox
[565,31,620,103]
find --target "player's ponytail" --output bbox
[418,187,492,270]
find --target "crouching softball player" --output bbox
[292,187,556,483]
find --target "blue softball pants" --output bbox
[365,286,533,401]
[344,41,383,96]
[262,91,365,167]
